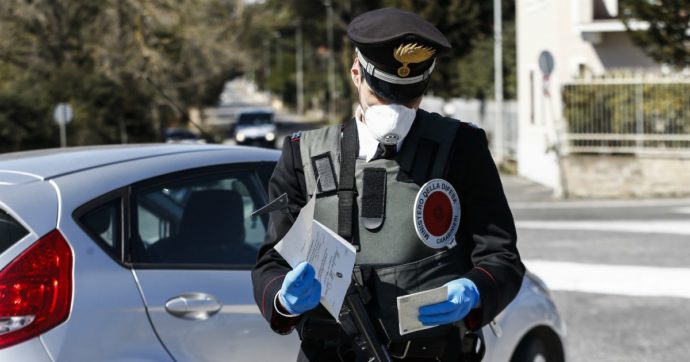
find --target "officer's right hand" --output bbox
[278,262,321,315]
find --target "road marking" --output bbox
[516,220,690,235]
[511,198,690,210]
[675,207,690,215]
[525,260,690,299]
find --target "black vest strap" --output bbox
[338,118,359,245]
[410,138,439,183]
[397,110,461,185]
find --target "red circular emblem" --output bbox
[423,191,453,236]
[413,179,461,249]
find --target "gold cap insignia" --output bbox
[393,43,436,78]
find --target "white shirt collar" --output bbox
[355,105,406,162]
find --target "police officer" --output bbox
[252,7,524,361]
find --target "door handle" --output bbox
[165,293,223,320]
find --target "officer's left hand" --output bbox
[418,278,480,326]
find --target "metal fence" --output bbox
[421,97,518,161]
[562,76,690,156]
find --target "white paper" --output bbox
[274,193,357,321]
[396,285,449,336]
[309,220,357,319]
[273,192,315,268]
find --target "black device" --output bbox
[339,282,392,362]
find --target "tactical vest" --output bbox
[298,110,470,342]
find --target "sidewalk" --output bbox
[501,174,557,203]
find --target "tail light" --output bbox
[0,230,73,349]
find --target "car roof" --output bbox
[238,108,273,115]
[0,144,278,183]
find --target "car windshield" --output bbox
[165,129,198,140]
[237,113,273,126]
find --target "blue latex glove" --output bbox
[278,262,322,315]
[418,278,480,326]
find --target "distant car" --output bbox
[163,127,206,144]
[0,144,565,361]
[231,109,277,148]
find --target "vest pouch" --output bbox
[370,248,466,342]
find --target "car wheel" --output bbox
[510,327,564,362]
[512,337,547,362]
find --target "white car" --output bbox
[230,109,277,148]
[0,144,565,361]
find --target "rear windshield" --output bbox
[0,209,29,255]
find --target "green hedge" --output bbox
[563,83,690,134]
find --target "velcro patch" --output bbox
[311,152,338,193]
[361,168,387,230]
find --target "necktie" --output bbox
[373,142,397,160]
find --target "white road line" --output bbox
[525,260,690,299]
[675,207,690,215]
[511,198,690,210]
[516,220,690,235]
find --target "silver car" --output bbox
[231,109,277,148]
[0,144,565,361]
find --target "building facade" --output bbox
[515,0,685,197]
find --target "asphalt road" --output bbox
[219,116,325,150]
[273,116,327,150]
[503,175,690,361]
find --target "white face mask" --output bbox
[361,102,416,145]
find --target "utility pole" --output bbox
[274,31,283,103]
[263,38,272,101]
[263,38,271,79]
[325,0,336,122]
[274,32,283,75]
[493,0,504,164]
[296,21,305,115]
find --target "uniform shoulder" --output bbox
[457,120,483,133]
[293,123,345,147]
[418,109,484,135]
[418,109,479,126]
[452,119,487,148]
[287,123,334,144]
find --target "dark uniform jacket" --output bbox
[251,112,525,358]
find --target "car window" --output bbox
[0,209,29,255]
[79,199,121,253]
[131,170,267,267]
[237,112,273,126]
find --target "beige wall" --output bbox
[517,0,567,194]
[517,0,660,196]
[562,155,690,198]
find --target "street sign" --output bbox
[53,103,73,147]
[538,51,555,76]
[538,51,555,97]
[53,103,73,125]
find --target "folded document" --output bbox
[274,193,357,321]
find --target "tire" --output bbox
[510,337,549,362]
[510,326,565,362]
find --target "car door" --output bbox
[129,164,300,362]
